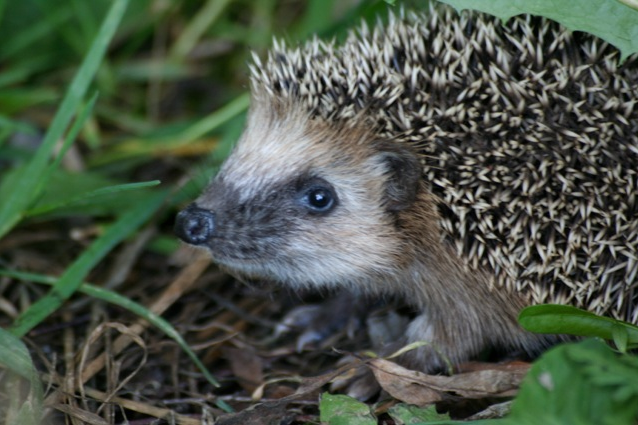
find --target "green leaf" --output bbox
[506,339,638,425]
[612,323,630,353]
[388,403,451,424]
[439,0,638,61]
[319,393,377,425]
[0,328,43,425]
[518,305,638,350]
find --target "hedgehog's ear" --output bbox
[376,143,422,212]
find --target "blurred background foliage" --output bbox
[0,0,407,218]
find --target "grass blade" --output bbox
[49,92,99,172]
[88,92,249,167]
[176,92,250,144]
[169,0,234,61]
[0,0,130,239]
[10,190,166,337]
[25,180,160,216]
[0,269,219,388]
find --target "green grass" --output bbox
[0,0,130,239]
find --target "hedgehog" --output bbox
[175,6,638,372]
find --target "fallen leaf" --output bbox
[369,358,529,406]
[224,346,264,393]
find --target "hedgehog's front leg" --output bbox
[275,291,372,351]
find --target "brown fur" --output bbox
[392,186,556,368]
[176,7,637,372]
[181,95,557,371]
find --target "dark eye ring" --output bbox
[304,186,336,213]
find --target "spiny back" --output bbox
[249,7,638,323]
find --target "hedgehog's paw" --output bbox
[399,314,456,372]
[328,310,413,400]
[274,291,369,351]
[331,337,451,401]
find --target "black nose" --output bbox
[174,205,216,246]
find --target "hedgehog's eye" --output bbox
[307,188,333,210]
[299,180,337,214]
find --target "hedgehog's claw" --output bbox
[275,292,369,350]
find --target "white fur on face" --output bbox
[210,98,405,290]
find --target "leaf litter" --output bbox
[1,235,535,423]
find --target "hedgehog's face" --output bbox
[175,101,422,289]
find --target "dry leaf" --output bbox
[53,404,109,425]
[224,346,264,393]
[369,358,529,406]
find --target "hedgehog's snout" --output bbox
[175,205,216,246]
